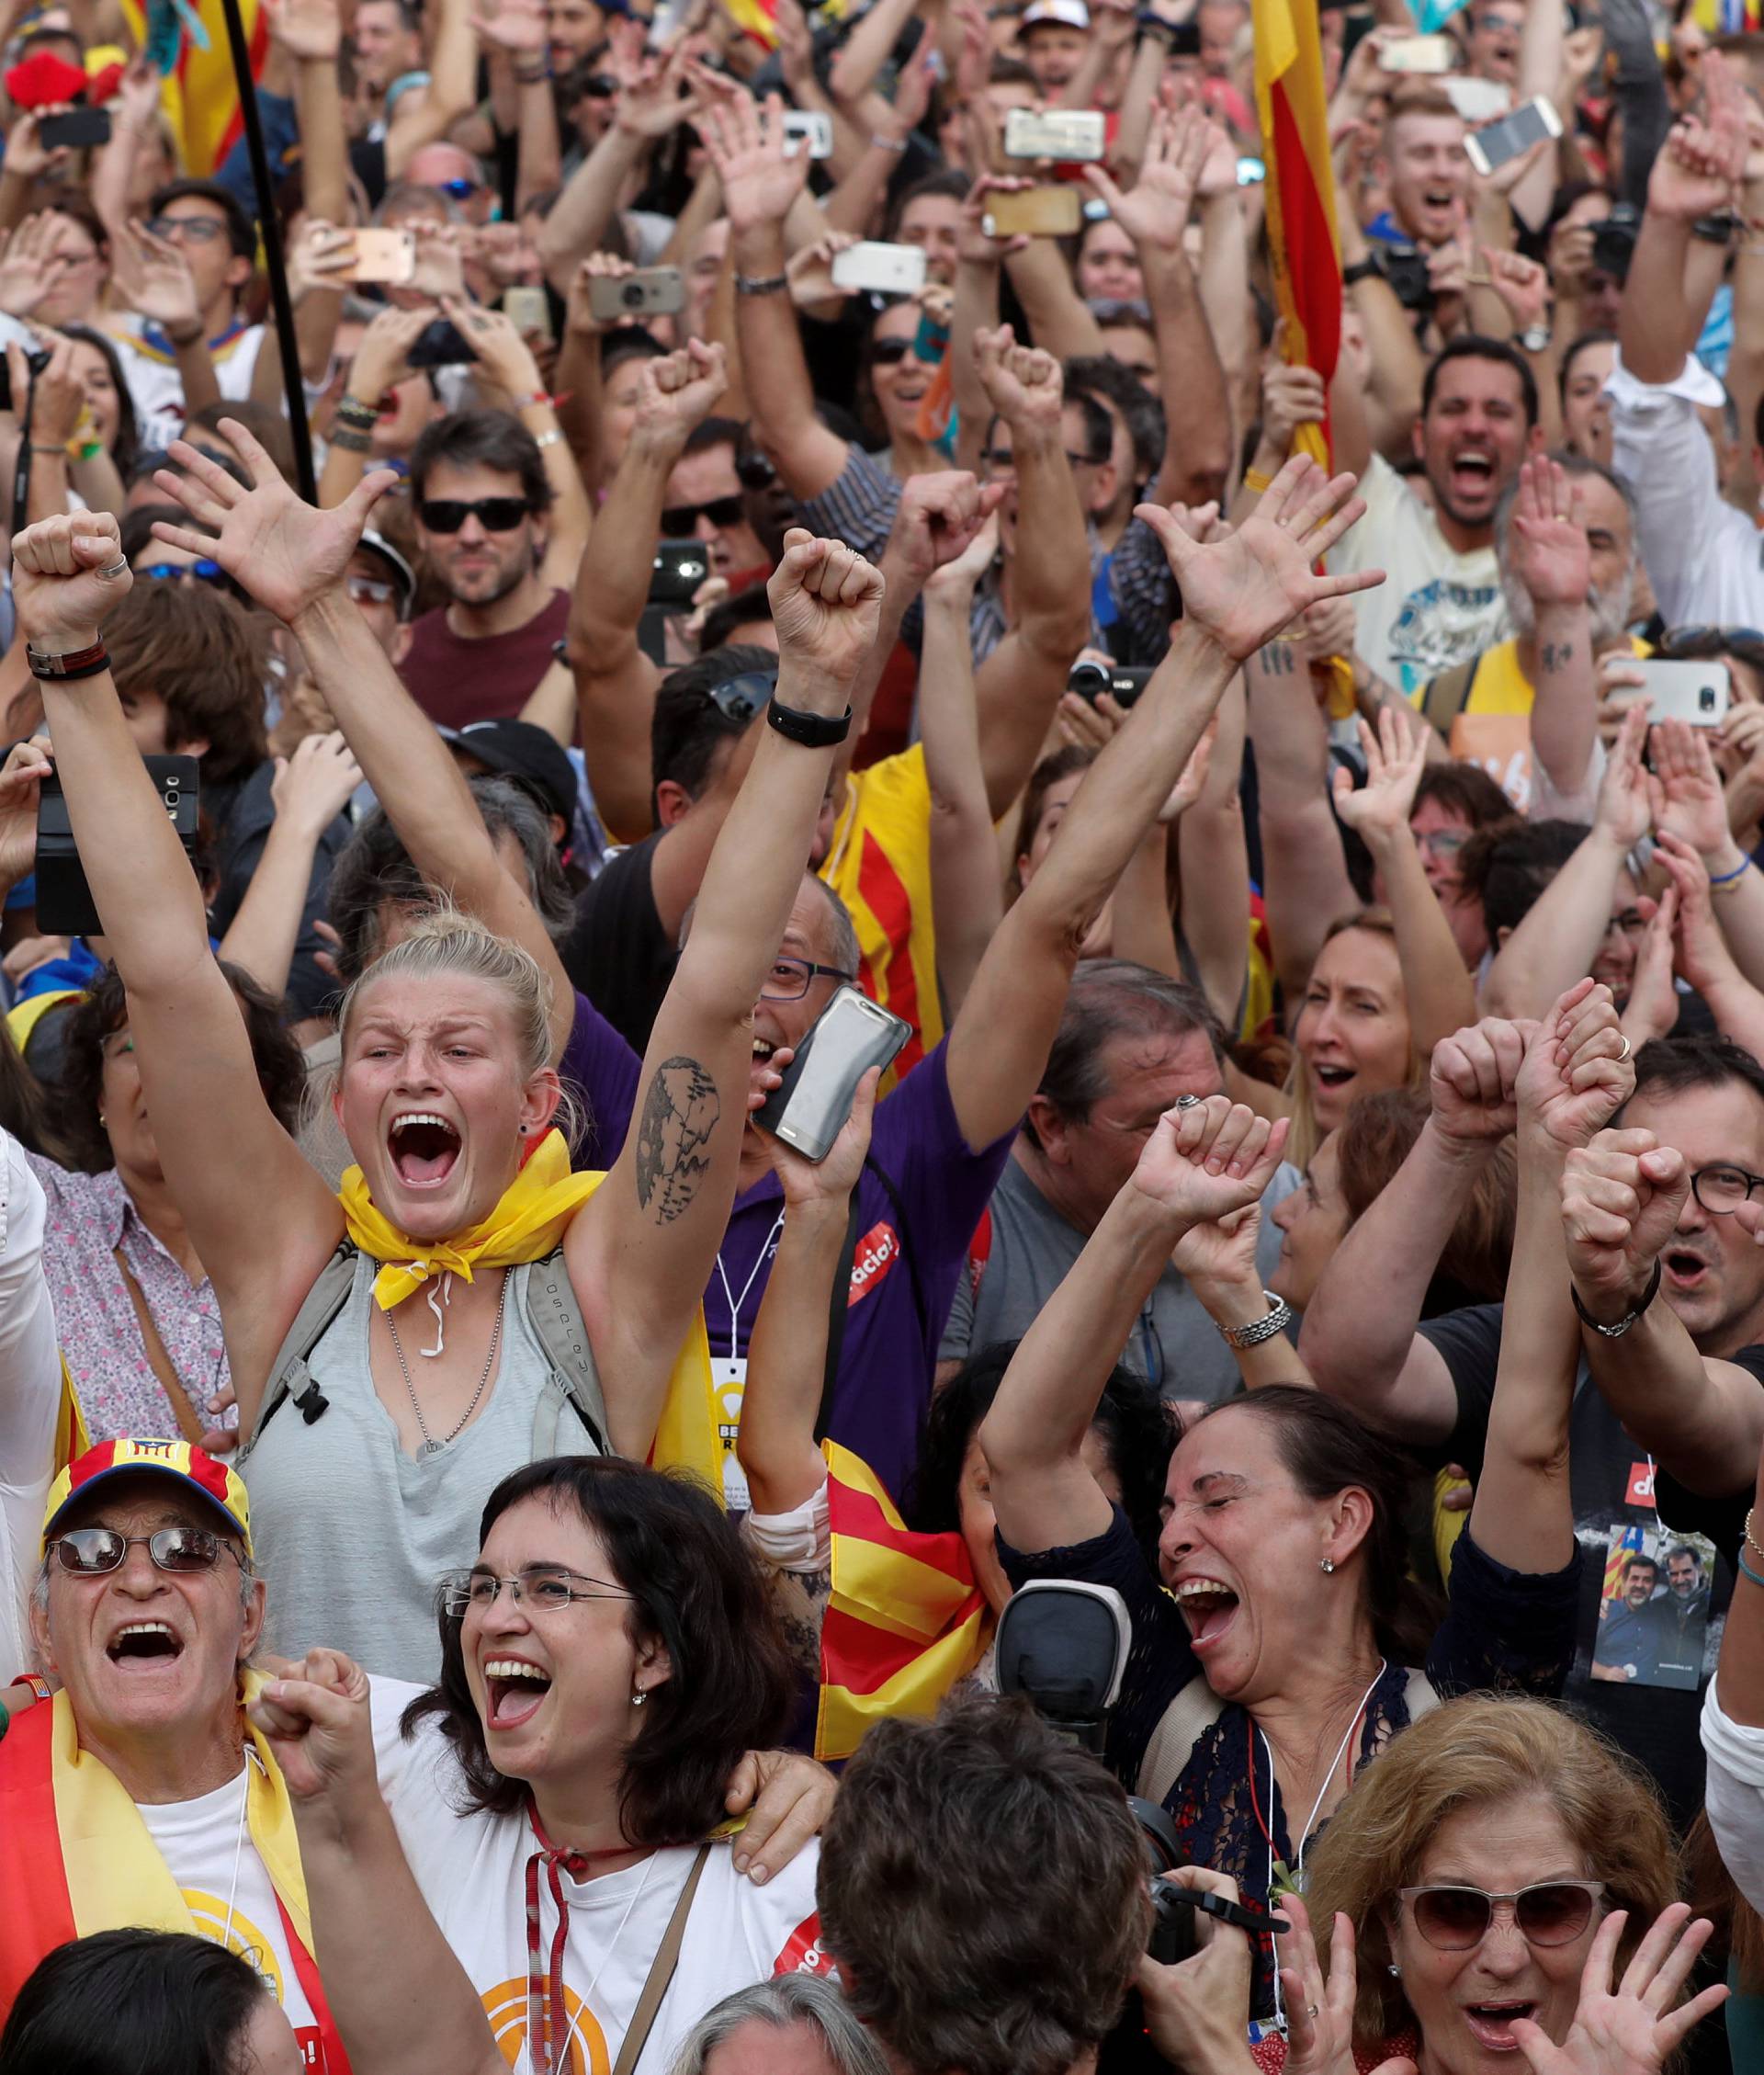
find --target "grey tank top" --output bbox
[243,1253,602,1683]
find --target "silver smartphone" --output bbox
[1463,92,1561,176]
[1634,658,1732,729]
[1004,106,1106,161]
[830,241,928,295]
[782,109,834,158]
[587,266,685,321]
[753,984,910,1161]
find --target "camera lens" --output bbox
[1702,686,1717,712]
[620,280,644,308]
[1069,663,1108,697]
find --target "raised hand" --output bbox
[1137,456,1383,663]
[1083,103,1213,251]
[565,253,632,339]
[1480,245,1550,336]
[1430,1015,1532,1148]
[696,88,809,235]
[438,294,542,396]
[765,1066,878,1210]
[612,42,701,139]
[11,332,85,453]
[271,730,364,836]
[1646,51,1747,221]
[10,510,132,651]
[1169,1195,1261,1288]
[628,337,729,458]
[0,215,75,322]
[766,527,887,689]
[345,303,434,401]
[1562,1127,1690,1315]
[1652,828,1732,994]
[924,513,1001,602]
[1593,697,1654,852]
[1129,1094,1292,1230]
[972,323,1063,435]
[1136,1867,1258,2075]
[471,0,548,53]
[1621,886,1680,1048]
[956,176,1034,266]
[286,221,356,307]
[151,416,395,627]
[0,738,52,891]
[111,220,204,339]
[1647,719,1732,860]
[1515,977,1635,1157]
[887,467,1001,587]
[1508,453,1589,608]
[1510,1905,1726,2075]
[1277,1895,1418,2075]
[786,230,859,308]
[246,1647,378,1806]
[1331,707,1427,846]
[263,0,344,62]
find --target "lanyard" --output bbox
[712,1211,786,1363]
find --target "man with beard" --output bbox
[1329,335,1533,698]
[1418,454,1642,816]
[399,411,570,730]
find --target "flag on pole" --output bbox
[119,0,269,178]
[1252,0,1356,716]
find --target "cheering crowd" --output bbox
[9,0,1764,2069]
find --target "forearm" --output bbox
[294,52,349,226]
[514,74,563,210]
[67,448,126,519]
[1700,967,1764,1061]
[387,0,476,176]
[214,810,327,1000]
[522,397,590,583]
[1177,763,1250,1025]
[740,1197,846,1515]
[822,138,903,238]
[1113,32,1166,176]
[24,452,70,526]
[1619,211,1694,385]
[1001,242,1108,361]
[828,0,922,104]
[1482,827,1626,1018]
[921,587,1003,1015]
[537,125,647,280]
[0,172,31,235]
[1529,605,1598,798]
[949,260,999,473]
[173,335,221,417]
[1110,828,1181,978]
[730,222,846,498]
[553,331,605,489]
[1196,192,1250,420]
[1716,1445,1764,1726]
[1190,1266,1313,1389]
[657,161,724,270]
[998,424,1089,663]
[1144,248,1230,507]
[568,437,674,673]
[318,434,369,509]
[1703,849,1764,992]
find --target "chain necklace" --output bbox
[386,1271,508,1457]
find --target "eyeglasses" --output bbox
[581,72,619,96]
[660,493,746,535]
[760,955,857,1002]
[870,336,917,367]
[1606,907,1650,940]
[346,573,398,607]
[419,496,533,533]
[1398,1881,1605,1952]
[145,214,228,244]
[432,176,481,200]
[139,558,227,585]
[1414,827,1470,860]
[706,670,776,724]
[1663,625,1764,653]
[1689,1162,1764,1214]
[48,1526,239,1576]
[440,1567,633,1616]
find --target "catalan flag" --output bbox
[1252,0,1354,717]
[816,1441,989,1761]
[1602,1522,1649,1603]
[119,0,269,178]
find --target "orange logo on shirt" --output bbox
[481,1978,608,2075]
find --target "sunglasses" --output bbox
[140,559,226,585]
[346,573,398,607]
[661,493,745,535]
[433,176,481,200]
[1398,1881,1605,1952]
[419,496,532,533]
[48,1526,237,1576]
[707,670,776,723]
[870,336,917,367]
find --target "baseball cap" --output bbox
[353,530,418,619]
[444,719,579,836]
[1022,0,1091,28]
[42,1440,253,1557]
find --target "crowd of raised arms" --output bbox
[13,0,1764,2071]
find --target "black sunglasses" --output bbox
[49,1526,237,1575]
[419,496,533,533]
[870,336,915,366]
[707,670,776,723]
[661,493,745,534]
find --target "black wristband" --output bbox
[1342,255,1383,287]
[1569,1255,1662,1338]
[766,699,852,747]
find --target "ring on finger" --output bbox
[1617,1035,1632,1061]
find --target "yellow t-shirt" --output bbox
[1428,636,1650,811]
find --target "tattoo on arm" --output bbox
[1539,641,1577,675]
[634,1055,720,1223]
[1260,642,1296,676]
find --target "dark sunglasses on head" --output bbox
[707,670,776,724]
[1662,624,1764,666]
[419,496,533,533]
[1398,1880,1604,1952]
[661,493,745,535]
[140,558,226,585]
[48,1525,235,1576]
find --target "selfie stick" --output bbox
[214,0,318,501]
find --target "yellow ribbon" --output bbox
[339,1128,600,1313]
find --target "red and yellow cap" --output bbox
[41,1440,253,1558]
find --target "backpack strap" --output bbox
[243,1243,358,1453]
[812,1153,929,1446]
[1135,1674,1227,1807]
[1419,656,1480,736]
[522,1247,610,1457]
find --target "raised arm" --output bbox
[1507,454,1599,804]
[1299,1016,1524,1442]
[12,512,342,1424]
[1469,981,1631,1574]
[979,1096,1288,1553]
[1649,720,1764,995]
[215,731,362,1000]
[536,45,698,283]
[384,0,478,178]
[150,425,582,1063]
[571,529,885,1458]
[944,458,1384,1153]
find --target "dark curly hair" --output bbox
[401,1457,796,1843]
[906,1342,1174,1569]
[55,960,308,1175]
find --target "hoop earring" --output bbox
[1320,1557,1336,1574]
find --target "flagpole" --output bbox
[212,0,318,502]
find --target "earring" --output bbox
[630,1686,647,1706]
[1387,1965,1401,1978]
[1320,1558,1336,1574]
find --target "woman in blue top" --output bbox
[980,981,1627,2033]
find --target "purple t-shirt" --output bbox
[706,1039,1015,1502]
[560,990,640,1172]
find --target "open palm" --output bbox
[151,419,393,627]
[1510,1907,1726,2075]
[1137,457,1381,663]
[1509,456,1589,607]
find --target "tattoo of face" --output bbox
[634,1056,720,1224]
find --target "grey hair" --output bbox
[1495,450,1639,644]
[669,1978,888,2075]
[1021,960,1224,1147]
[677,875,862,980]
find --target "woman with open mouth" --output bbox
[980,981,1626,2035]
[14,463,883,1683]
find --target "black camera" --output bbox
[35,757,201,937]
[1069,660,1154,710]
[1590,202,1641,285]
[1380,243,1435,314]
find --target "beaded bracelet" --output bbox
[1743,1504,1764,1568]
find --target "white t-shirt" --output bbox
[1327,451,1507,699]
[106,315,267,453]
[0,1128,62,1686]
[374,1678,829,2075]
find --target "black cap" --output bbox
[443,719,578,838]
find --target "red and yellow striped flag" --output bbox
[816,1441,989,1761]
[1252,0,1354,715]
[119,0,269,177]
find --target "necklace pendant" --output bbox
[421,1438,445,1457]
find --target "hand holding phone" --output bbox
[752,985,910,1161]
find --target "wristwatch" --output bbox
[1517,323,1551,353]
[1218,1291,1295,1351]
[1341,255,1383,288]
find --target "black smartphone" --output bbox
[35,757,200,936]
[650,539,711,606]
[40,107,111,149]
[406,318,477,368]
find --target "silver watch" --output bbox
[1218,1290,1294,1350]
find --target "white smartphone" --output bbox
[1003,107,1106,161]
[782,109,834,158]
[1442,74,1513,123]
[1379,33,1454,72]
[752,986,911,1161]
[1463,92,1561,175]
[831,241,928,295]
[1634,658,1732,730]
